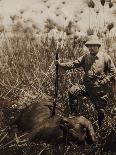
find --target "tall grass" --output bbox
[0,26,87,104]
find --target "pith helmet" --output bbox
[85,35,101,47]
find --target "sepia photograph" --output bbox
[0,0,116,154]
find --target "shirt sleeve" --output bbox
[104,54,116,82]
[59,55,85,70]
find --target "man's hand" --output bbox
[94,81,100,87]
[54,60,59,66]
[54,60,63,68]
[99,77,110,85]
[94,77,110,87]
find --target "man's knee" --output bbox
[68,84,82,96]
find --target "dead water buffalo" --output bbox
[12,97,95,145]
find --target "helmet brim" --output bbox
[85,43,101,47]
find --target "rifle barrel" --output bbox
[52,51,59,116]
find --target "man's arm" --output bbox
[58,55,85,70]
[106,55,116,79]
[102,55,116,84]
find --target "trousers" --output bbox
[68,82,111,127]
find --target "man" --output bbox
[56,35,116,127]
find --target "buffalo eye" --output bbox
[60,119,73,129]
[80,124,87,133]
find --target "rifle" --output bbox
[52,46,59,116]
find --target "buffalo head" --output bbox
[59,116,95,145]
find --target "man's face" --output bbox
[87,44,100,56]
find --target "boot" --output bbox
[98,109,105,128]
[69,99,78,116]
